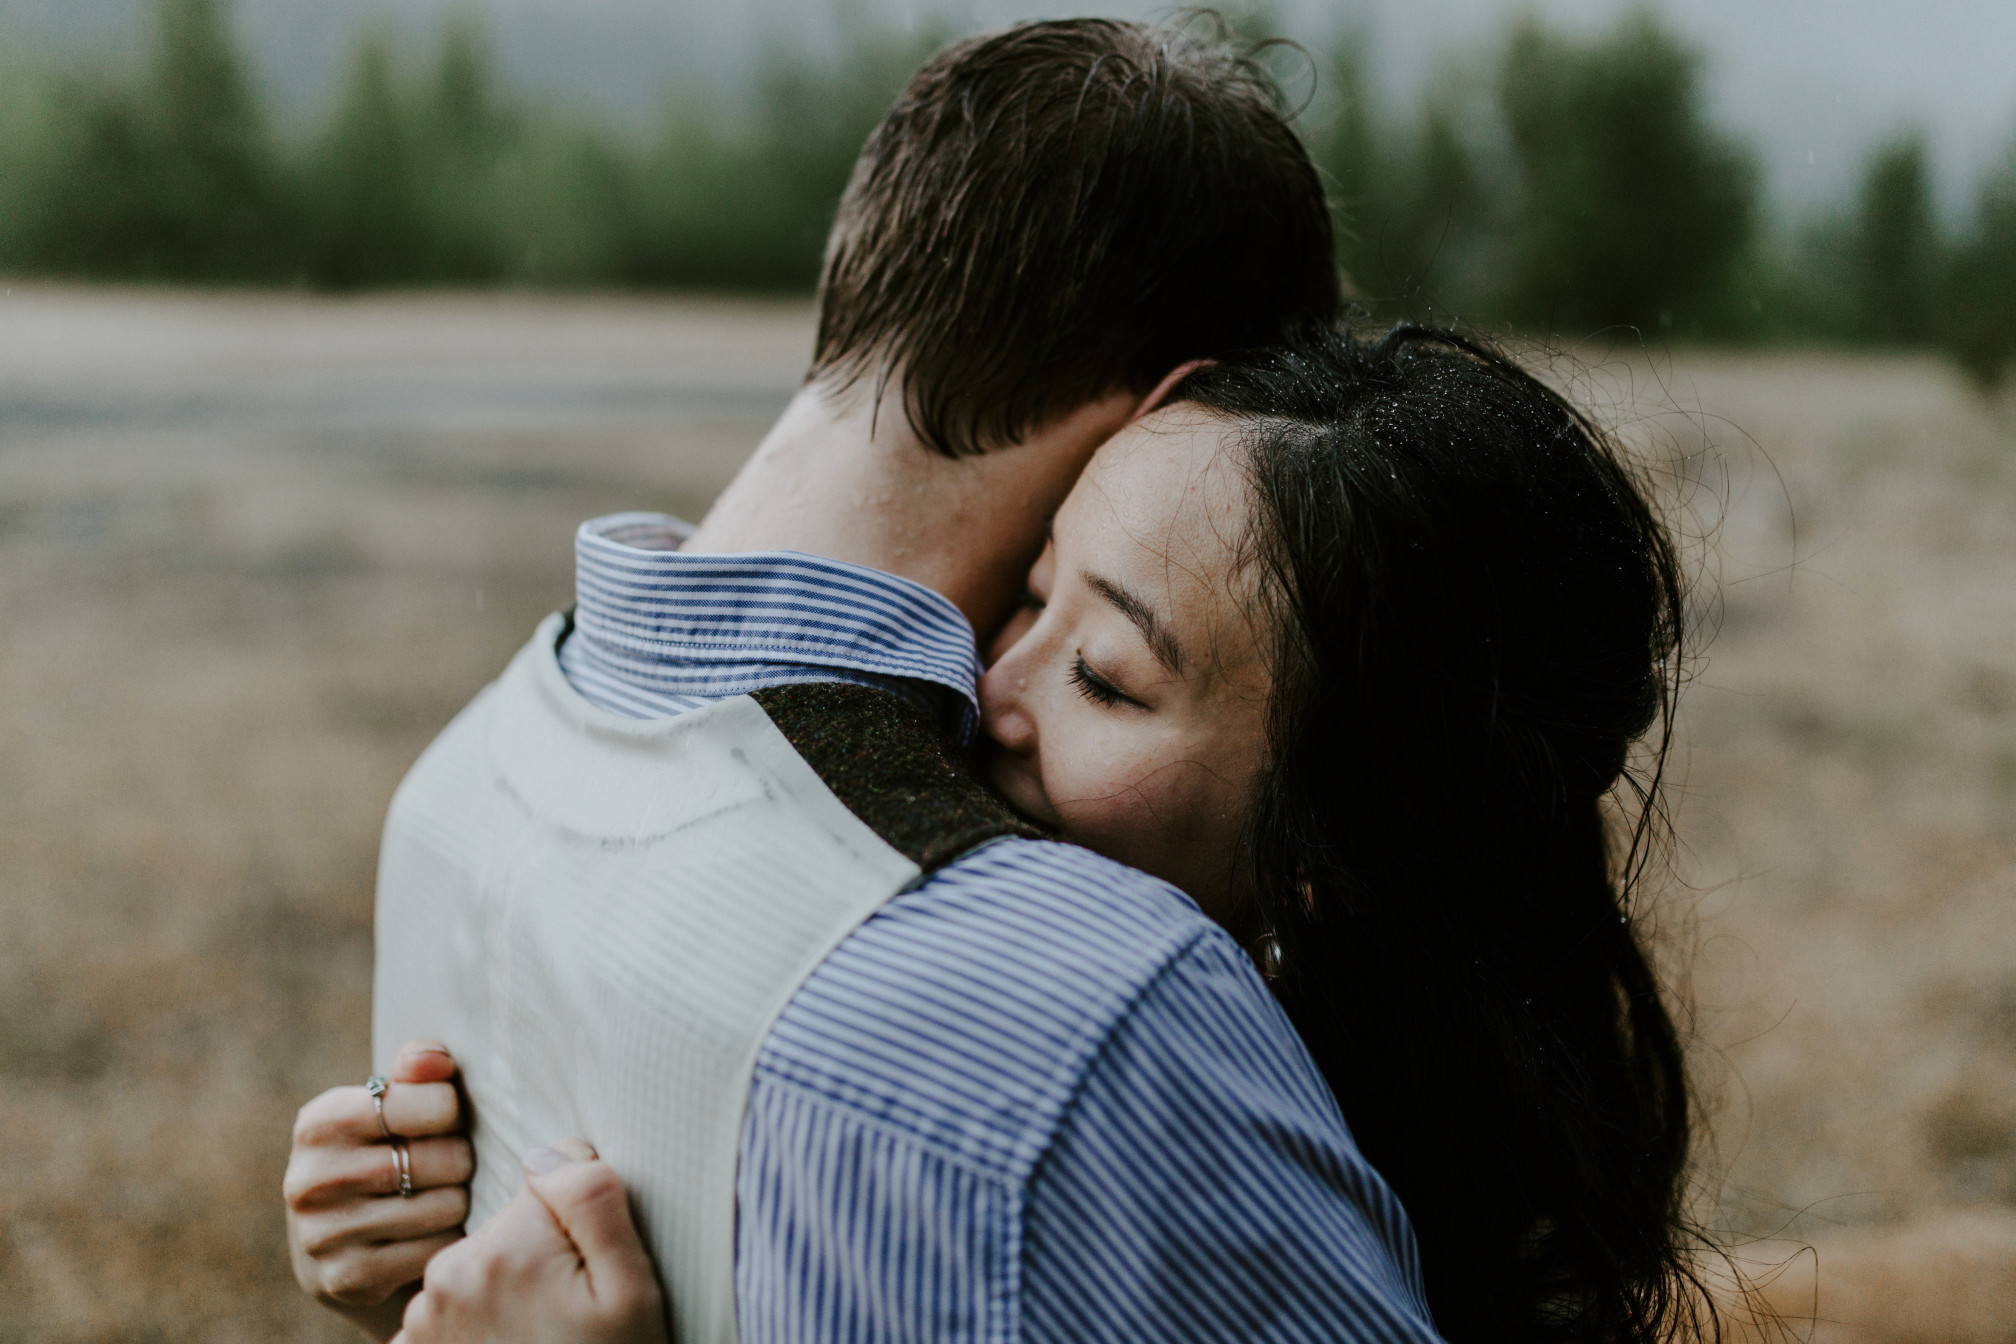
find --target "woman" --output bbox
[324,323,1711,1344]
[985,324,1703,1343]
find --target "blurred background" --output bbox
[0,1,2011,1341]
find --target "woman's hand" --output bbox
[394,1139,667,1344]
[286,1040,475,1340]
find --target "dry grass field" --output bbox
[0,289,2009,1342]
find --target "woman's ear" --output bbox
[1128,359,1217,424]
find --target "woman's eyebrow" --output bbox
[1085,572,1183,674]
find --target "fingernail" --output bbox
[523,1145,565,1175]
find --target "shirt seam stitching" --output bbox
[747,1070,1031,1187]
[1017,924,1216,1192]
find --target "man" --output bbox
[287,20,1442,1344]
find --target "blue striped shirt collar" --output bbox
[568,512,982,736]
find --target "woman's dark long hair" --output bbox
[1175,325,1705,1344]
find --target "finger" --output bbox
[392,1289,431,1344]
[418,1228,479,1293]
[466,1181,573,1258]
[391,1040,458,1086]
[286,1136,474,1210]
[398,1257,470,1344]
[361,1232,462,1296]
[295,1081,463,1145]
[315,1232,462,1306]
[413,1185,578,1297]
[296,1185,470,1258]
[522,1150,658,1300]
[534,1137,597,1164]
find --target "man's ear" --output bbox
[1127,359,1217,425]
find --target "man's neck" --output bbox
[683,377,1136,640]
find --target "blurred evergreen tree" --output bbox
[430,15,496,158]
[1384,100,1497,317]
[1311,39,1385,296]
[149,0,283,275]
[411,16,511,280]
[1941,151,2016,390]
[2,0,285,278]
[1849,135,1938,344]
[494,119,632,284]
[0,83,156,274]
[1754,217,1858,341]
[1497,9,1756,336]
[0,65,66,263]
[302,15,635,287]
[305,34,435,286]
[13,0,2000,371]
[624,25,941,290]
[1312,44,1498,321]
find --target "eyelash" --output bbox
[1069,655,1134,709]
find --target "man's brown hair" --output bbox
[812,19,1340,456]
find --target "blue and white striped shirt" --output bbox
[559,513,1444,1344]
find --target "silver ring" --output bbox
[365,1076,395,1139]
[393,1140,414,1198]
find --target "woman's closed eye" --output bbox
[1070,654,1146,710]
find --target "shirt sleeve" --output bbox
[1019,934,1446,1344]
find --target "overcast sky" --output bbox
[5,0,2013,218]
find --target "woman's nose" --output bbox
[977,659,1037,756]
[984,604,1039,666]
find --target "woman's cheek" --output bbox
[1042,737,1168,864]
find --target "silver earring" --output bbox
[1253,932,1284,981]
